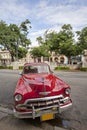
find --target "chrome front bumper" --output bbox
[14,95,72,119]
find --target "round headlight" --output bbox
[14,94,22,102]
[65,88,71,95]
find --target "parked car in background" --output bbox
[14,62,72,121]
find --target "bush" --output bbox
[0,66,13,69]
[54,66,70,71]
[80,67,87,71]
[7,66,13,70]
[0,66,6,69]
[19,66,23,70]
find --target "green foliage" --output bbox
[0,66,13,69]
[0,20,31,61]
[20,19,31,35]
[36,24,78,62]
[18,47,27,59]
[36,36,43,45]
[54,66,70,71]
[76,27,87,52]
[54,66,87,72]
[30,46,50,57]
[7,66,13,70]
[0,66,5,69]
[58,24,75,60]
[1,19,87,63]
[44,31,60,51]
[19,66,23,70]
[79,67,87,71]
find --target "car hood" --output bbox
[15,73,68,99]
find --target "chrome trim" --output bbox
[16,96,70,110]
[24,95,63,103]
[16,95,63,109]
[59,102,72,113]
[60,97,70,102]
[14,94,72,119]
[14,102,72,119]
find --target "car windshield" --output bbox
[23,65,50,74]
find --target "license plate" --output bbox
[40,113,55,121]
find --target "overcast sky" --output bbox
[0,0,87,46]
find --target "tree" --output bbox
[44,31,60,52]
[18,47,28,59]
[36,31,60,54]
[36,36,43,45]
[0,19,31,61]
[76,27,87,52]
[58,24,77,63]
[35,24,84,63]
[36,24,77,63]
[30,46,50,57]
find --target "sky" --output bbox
[0,0,87,47]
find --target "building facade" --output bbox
[0,48,87,68]
[82,50,87,67]
[0,49,11,66]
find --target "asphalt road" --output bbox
[0,69,87,130]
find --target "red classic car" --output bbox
[14,62,72,121]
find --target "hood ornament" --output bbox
[39,77,51,96]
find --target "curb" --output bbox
[0,106,13,115]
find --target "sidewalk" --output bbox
[0,69,20,74]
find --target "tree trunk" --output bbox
[11,53,15,62]
[68,57,71,64]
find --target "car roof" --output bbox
[24,62,49,67]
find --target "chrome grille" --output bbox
[25,95,64,108]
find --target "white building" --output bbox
[0,49,11,65]
[82,50,87,67]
